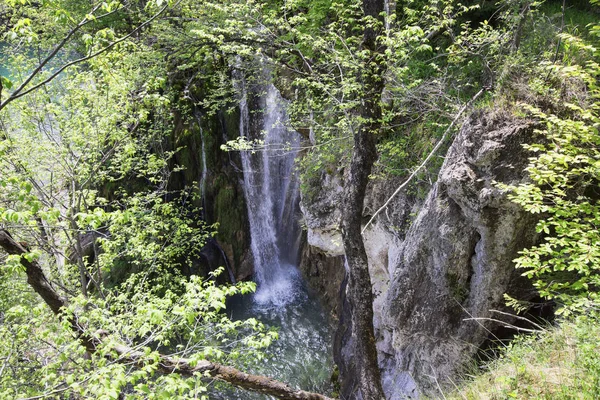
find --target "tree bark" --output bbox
[0,228,334,400]
[339,0,387,398]
[0,229,67,315]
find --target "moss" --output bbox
[178,144,199,183]
[220,107,242,140]
[198,117,218,172]
[330,365,341,398]
[212,177,246,264]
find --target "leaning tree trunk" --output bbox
[340,0,387,399]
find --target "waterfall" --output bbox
[238,80,302,307]
[384,0,391,31]
[200,127,208,209]
[191,106,209,216]
[211,74,335,399]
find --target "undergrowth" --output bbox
[446,2,600,399]
[446,314,600,399]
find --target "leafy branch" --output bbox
[0,1,176,112]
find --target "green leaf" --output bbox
[1,75,13,90]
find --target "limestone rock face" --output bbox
[298,242,345,316]
[298,172,346,316]
[381,111,539,398]
[300,110,540,398]
[300,173,345,257]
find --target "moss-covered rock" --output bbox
[166,93,252,280]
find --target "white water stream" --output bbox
[213,73,334,399]
[239,82,303,307]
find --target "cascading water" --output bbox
[200,127,208,210]
[238,81,302,307]
[192,107,209,215]
[212,72,334,399]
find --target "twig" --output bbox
[545,0,566,81]
[430,365,448,400]
[490,309,546,332]
[3,1,106,107]
[552,0,566,64]
[0,349,13,379]
[463,317,541,334]
[362,88,486,234]
[453,298,504,347]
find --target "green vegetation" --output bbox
[448,315,600,399]
[1,0,600,398]
[447,2,600,397]
[494,0,600,314]
[0,2,278,398]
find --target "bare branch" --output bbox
[463,317,541,334]
[490,309,547,332]
[362,88,486,234]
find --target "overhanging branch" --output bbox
[0,1,175,112]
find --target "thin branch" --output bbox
[0,349,13,379]
[20,384,73,400]
[463,317,541,334]
[489,309,547,332]
[552,0,567,64]
[0,1,175,111]
[3,2,105,104]
[362,88,486,234]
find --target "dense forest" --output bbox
[0,0,599,399]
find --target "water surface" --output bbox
[209,274,335,399]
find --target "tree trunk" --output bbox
[0,228,334,400]
[339,0,387,398]
[511,2,530,53]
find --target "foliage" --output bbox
[2,0,599,397]
[0,267,273,399]
[98,190,213,287]
[0,4,274,398]
[503,26,600,314]
[0,38,175,288]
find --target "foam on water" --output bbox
[252,265,302,308]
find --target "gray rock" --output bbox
[300,110,540,398]
[381,111,538,397]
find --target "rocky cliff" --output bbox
[168,104,254,282]
[300,110,541,398]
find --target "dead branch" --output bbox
[362,87,486,234]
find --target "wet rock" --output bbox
[299,240,345,317]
